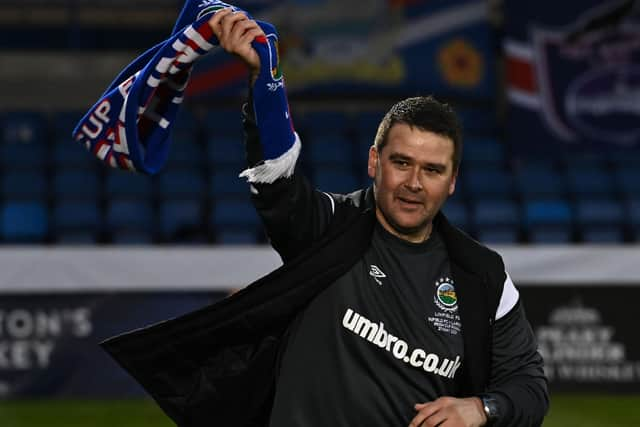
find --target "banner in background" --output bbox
[186,0,496,99]
[504,0,640,156]
[520,285,640,392]
[0,292,225,398]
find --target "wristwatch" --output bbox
[480,394,500,426]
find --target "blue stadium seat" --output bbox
[476,228,520,244]
[0,201,48,242]
[106,200,154,231]
[202,109,243,137]
[515,167,566,199]
[306,134,353,167]
[53,139,99,170]
[614,169,640,199]
[111,230,154,244]
[53,169,100,199]
[211,199,260,228]
[216,229,259,244]
[172,108,200,142]
[627,199,640,241]
[51,111,83,144]
[206,135,245,167]
[210,169,249,197]
[105,171,153,199]
[313,168,360,194]
[53,201,101,230]
[158,170,206,198]
[457,108,497,134]
[57,232,99,244]
[582,228,624,243]
[575,199,625,227]
[472,199,520,243]
[575,199,625,243]
[566,168,614,196]
[462,138,505,167]
[302,111,348,134]
[354,110,385,144]
[441,201,469,229]
[464,169,515,198]
[165,139,204,169]
[1,112,46,145]
[524,199,573,243]
[1,171,47,199]
[472,199,520,228]
[159,199,204,240]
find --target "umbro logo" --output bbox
[369,265,386,285]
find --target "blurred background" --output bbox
[0,0,639,425]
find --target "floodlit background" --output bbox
[0,0,639,425]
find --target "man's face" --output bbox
[368,123,457,242]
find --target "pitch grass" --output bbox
[1,394,639,426]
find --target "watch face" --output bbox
[482,396,499,421]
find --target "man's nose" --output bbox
[405,167,422,191]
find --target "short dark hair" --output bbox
[374,96,463,171]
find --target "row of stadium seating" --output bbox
[1,109,639,244]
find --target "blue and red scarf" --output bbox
[73,0,298,181]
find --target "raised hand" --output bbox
[208,8,265,84]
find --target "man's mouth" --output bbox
[397,196,422,206]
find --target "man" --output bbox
[102,6,548,427]
[210,9,548,427]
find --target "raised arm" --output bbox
[210,10,335,262]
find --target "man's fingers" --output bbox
[409,402,441,427]
[220,11,249,43]
[238,26,265,46]
[230,19,262,41]
[207,7,233,36]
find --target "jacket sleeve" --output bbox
[485,297,549,427]
[241,99,335,263]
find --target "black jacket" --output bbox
[102,182,548,427]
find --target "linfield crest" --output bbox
[434,277,458,313]
[532,1,640,147]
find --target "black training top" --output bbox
[268,223,465,426]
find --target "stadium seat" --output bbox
[0,201,48,242]
[159,199,204,241]
[105,171,153,199]
[353,110,385,145]
[172,108,200,142]
[211,198,260,228]
[476,228,520,244]
[464,169,515,199]
[111,230,154,244]
[158,170,206,198]
[206,135,246,167]
[164,139,205,169]
[1,171,47,199]
[1,111,46,145]
[441,201,469,229]
[566,168,615,196]
[515,167,567,199]
[302,110,349,135]
[53,169,100,199]
[53,139,99,170]
[210,169,249,197]
[216,229,259,244]
[462,138,506,167]
[202,109,244,138]
[614,168,640,199]
[306,134,353,167]
[627,199,640,242]
[106,200,154,232]
[574,199,625,243]
[51,111,84,144]
[53,201,101,230]
[524,199,573,243]
[313,168,360,194]
[472,199,520,228]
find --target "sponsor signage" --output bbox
[0,292,224,398]
[504,0,640,154]
[520,285,640,392]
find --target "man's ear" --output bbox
[367,145,378,179]
[448,168,458,196]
